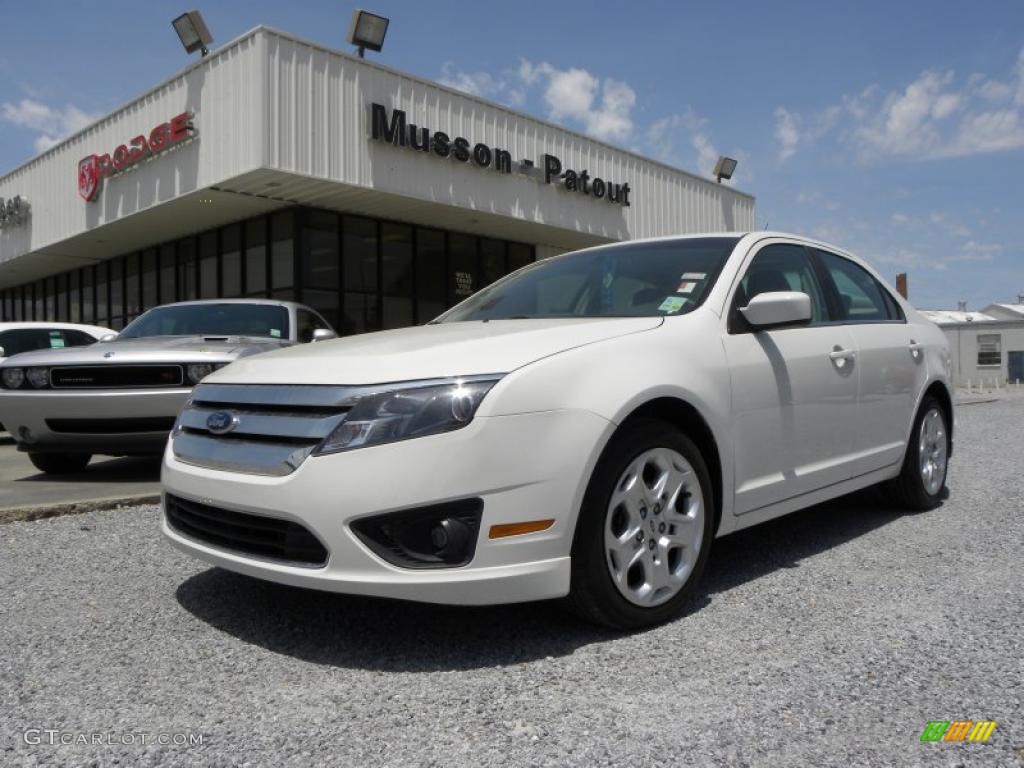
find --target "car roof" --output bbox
[149,299,306,309]
[0,322,112,334]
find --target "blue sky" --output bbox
[1,0,1022,309]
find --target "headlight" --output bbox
[315,377,501,455]
[1,367,25,389]
[25,367,50,388]
[186,363,215,384]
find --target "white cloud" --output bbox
[523,61,635,142]
[774,48,1024,162]
[645,110,747,181]
[774,107,801,161]
[0,98,98,154]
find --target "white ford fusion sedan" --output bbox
[162,233,953,628]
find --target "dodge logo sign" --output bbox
[206,411,238,435]
[78,156,100,202]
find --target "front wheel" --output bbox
[886,396,949,510]
[28,451,92,475]
[569,419,714,630]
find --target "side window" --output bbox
[816,251,897,323]
[63,330,101,347]
[0,329,56,355]
[296,310,316,343]
[732,244,827,329]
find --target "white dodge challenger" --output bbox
[162,233,952,628]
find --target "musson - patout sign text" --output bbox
[78,112,195,202]
[370,103,631,206]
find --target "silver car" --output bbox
[0,299,336,474]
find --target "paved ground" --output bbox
[0,433,160,513]
[1,399,1022,767]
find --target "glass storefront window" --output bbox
[159,244,176,305]
[82,267,95,324]
[109,257,124,329]
[343,216,378,295]
[95,264,109,326]
[221,224,242,298]
[69,270,81,323]
[415,228,446,324]
[178,237,197,301]
[245,218,267,296]
[0,207,534,332]
[125,253,140,320]
[480,238,506,290]
[449,233,477,305]
[199,230,219,299]
[141,249,158,311]
[381,223,413,330]
[271,211,294,292]
[508,242,533,272]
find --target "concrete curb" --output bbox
[0,494,161,525]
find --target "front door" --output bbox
[722,242,860,516]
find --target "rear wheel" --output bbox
[569,419,714,630]
[28,452,92,475]
[886,396,949,510]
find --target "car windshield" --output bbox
[438,237,741,322]
[119,303,290,340]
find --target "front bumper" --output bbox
[161,408,613,605]
[0,388,191,455]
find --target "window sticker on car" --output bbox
[49,334,65,348]
[658,296,687,314]
[681,272,706,280]
[677,281,697,294]
[270,329,281,338]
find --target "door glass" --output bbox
[816,251,892,322]
[736,244,826,324]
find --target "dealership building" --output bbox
[0,26,754,334]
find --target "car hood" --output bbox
[0,335,289,366]
[209,317,664,385]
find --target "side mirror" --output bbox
[740,291,812,329]
[98,333,117,342]
[311,328,337,342]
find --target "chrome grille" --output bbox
[171,383,377,476]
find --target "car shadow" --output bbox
[16,456,162,483]
[174,488,910,672]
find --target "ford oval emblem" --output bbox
[103,351,115,358]
[206,411,239,435]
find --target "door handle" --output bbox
[909,340,924,360]
[829,346,856,368]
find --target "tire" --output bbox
[28,452,92,475]
[568,418,715,630]
[886,395,949,511]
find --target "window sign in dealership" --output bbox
[371,103,632,206]
[78,112,196,202]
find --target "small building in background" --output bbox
[920,304,1024,386]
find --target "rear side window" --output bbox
[0,328,96,356]
[816,250,902,322]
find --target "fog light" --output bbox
[351,498,483,569]
[26,367,50,388]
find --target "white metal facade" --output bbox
[0,26,755,289]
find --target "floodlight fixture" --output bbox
[172,10,214,57]
[714,156,738,184]
[347,9,390,58]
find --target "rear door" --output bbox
[814,250,923,474]
[722,241,860,516]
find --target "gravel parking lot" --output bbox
[1,398,1021,767]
